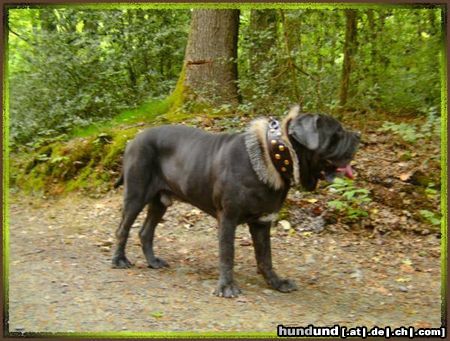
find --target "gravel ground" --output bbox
[8,190,441,334]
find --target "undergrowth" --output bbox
[11,96,176,195]
[10,82,238,195]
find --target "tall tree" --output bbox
[339,9,358,107]
[249,9,277,74]
[280,10,301,104]
[183,9,240,106]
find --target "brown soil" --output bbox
[8,190,441,333]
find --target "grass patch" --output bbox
[11,75,241,195]
[71,97,171,138]
[12,92,183,195]
[112,97,172,125]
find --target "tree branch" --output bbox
[8,27,32,45]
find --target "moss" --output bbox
[48,138,96,181]
[13,122,145,194]
[71,97,171,139]
[160,64,237,124]
[65,159,96,192]
[160,63,206,124]
[167,63,187,111]
[102,127,140,168]
[278,203,291,221]
[12,69,236,195]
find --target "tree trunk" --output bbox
[183,9,240,106]
[39,9,56,32]
[249,9,277,74]
[339,9,358,107]
[280,10,301,104]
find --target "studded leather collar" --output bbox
[267,117,294,181]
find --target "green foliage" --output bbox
[9,7,441,147]
[419,209,441,226]
[327,178,372,220]
[237,8,441,114]
[11,123,141,194]
[8,8,190,145]
[238,11,290,115]
[379,107,440,143]
[8,7,443,195]
[420,106,441,138]
[379,122,424,143]
[150,311,164,319]
[424,183,438,199]
[71,97,172,138]
[347,9,442,113]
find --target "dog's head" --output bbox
[287,110,360,191]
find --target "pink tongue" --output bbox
[337,164,354,179]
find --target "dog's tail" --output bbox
[113,173,124,188]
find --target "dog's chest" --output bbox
[256,212,279,224]
[240,189,287,224]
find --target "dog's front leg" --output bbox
[213,214,241,298]
[249,222,298,293]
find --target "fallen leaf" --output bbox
[399,171,413,181]
[279,220,291,231]
[395,277,411,283]
[150,311,164,319]
[374,286,390,295]
[402,258,413,266]
[239,239,252,246]
[400,264,415,273]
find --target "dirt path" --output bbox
[8,190,441,333]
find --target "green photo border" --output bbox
[2,1,447,338]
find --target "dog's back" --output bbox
[121,125,242,214]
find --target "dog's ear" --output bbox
[288,114,320,150]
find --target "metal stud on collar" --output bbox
[269,117,280,130]
[266,117,294,181]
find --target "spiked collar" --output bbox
[245,106,301,190]
[267,117,294,181]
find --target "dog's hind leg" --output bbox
[112,195,145,268]
[248,221,298,293]
[112,166,152,268]
[139,198,169,269]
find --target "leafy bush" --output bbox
[419,209,441,226]
[9,8,441,146]
[327,178,372,220]
[8,8,190,145]
[379,107,440,143]
[236,9,441,115]
[379,122,424,143]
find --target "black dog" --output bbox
[112,105,360,297]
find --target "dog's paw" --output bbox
[213,282,241,298]
[112,255,133,269]
[272,278,298,293]
[147,257,169,269]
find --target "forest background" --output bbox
[5,4,445,333]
